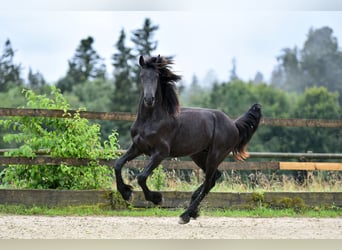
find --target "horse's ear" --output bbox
[139,56,145,67]
[156,54,161,63]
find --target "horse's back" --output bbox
[169,107,238,157]
[180,107,236,129]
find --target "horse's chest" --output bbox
[132,125,160,149]
[131,122,171,152]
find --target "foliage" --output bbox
[199,79,341,153]
[147,165,167,191]
[111,29,139,148]
[181,76,211,107]
[111,28,138,113]
[285,87,341,153]
[131,18,159,57]
[0,86,120,189]
[0,39,23,92]
[56,36,106,93]
[271,26,342,104]
[27,68,46,90]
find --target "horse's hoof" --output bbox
[178,214,190,224]
[121,185,133,202]
[151,191,163,205]
[155,197,164,206]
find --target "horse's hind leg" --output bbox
[114,144,141,201]
[179,152,225,224]
[190,152,222,204]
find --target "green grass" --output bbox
[0,204,340,218]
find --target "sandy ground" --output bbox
[0,216,341,239]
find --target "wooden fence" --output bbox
[0,107,341,208]
[1,107,342,127]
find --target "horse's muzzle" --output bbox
[143,96,155,107]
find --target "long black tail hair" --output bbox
[233,103,262,161]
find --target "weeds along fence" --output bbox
[0,107,341,208]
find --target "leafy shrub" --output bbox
[147,165,167,191]
[0,86,119,189]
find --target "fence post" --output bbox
[306,151,314,189]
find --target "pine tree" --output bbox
[111,29,138,148]
[271,26,342,103]
[27,68,46,89]
[56,36,106,92]
[229,57,238,82]
[111,29,136,112]
[0,39,23,92]
[131,18,159,57]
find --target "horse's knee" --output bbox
[114,158,124,171]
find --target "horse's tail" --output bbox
[233,104,262,161]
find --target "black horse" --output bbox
[114,55,262,224]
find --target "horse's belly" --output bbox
[169,136,209,157]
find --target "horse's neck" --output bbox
[137,99,164,122]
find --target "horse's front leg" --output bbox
[136,152,165,205]
[114,144,141,201]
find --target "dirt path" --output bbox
[0,216,341,239]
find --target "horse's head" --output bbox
[139,55,160,108]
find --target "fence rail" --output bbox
[0,156,341,171]
[1,107,341,127]
[2,149,342,160]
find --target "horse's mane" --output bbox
[143,56,182,115]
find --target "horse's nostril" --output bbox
[144,96,155,106]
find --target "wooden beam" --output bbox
[0,107,136,121]
[261,117,342,128]
[0,156,115,166]
[0,189,341,208]
[280,162,342,171]
[1,108,342,127]
[1,157,341,171]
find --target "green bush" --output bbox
[0,86,119,189]
[147,165,167,191]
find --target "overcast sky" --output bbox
[1,0,342,85]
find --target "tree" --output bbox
[56,36,106,93]
[253,71,264,84]
[229,57,238,81]
[271,47,304,92]
[110,29,138,147]
[129,18,159,111]
[209,80,257,116]
[0,39,23,92]
[181,75,210,107]
[286,87,341,153]
[301,27,342,100]
[131,18,159,57]
[27,68,46,89]
[271,26,342,103]
[111,29,136,113]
